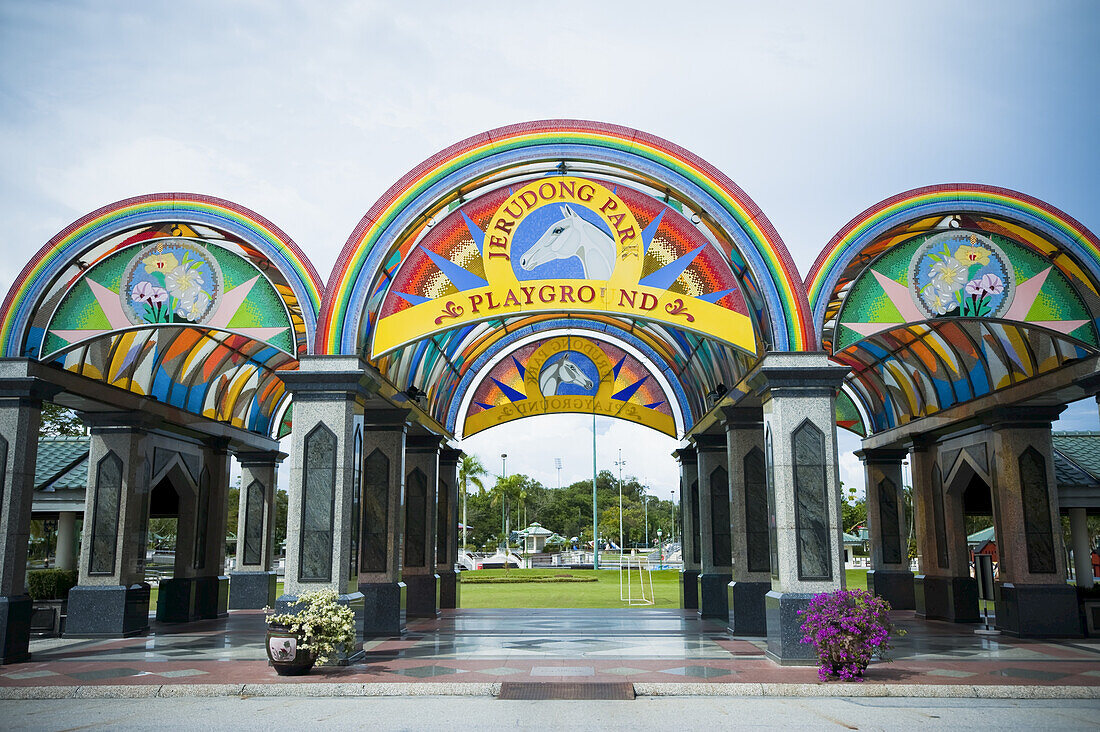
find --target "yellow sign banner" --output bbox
[372,177,756,357]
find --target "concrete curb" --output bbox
[0,682,1096,700]
[632,683,1100,699]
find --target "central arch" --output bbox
[316,120,815,438]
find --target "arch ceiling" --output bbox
[0,194,324,436]
[319,120,812,436]
[806,184,1100,435]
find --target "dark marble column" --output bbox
[694,433,732,620]
[673,447,699,610]
[856,447,915,610]
[404,435,441,618]
[357,409,408,636]
[722,407,769,636]
[758,353,848,665]
[987,408,1079,637]
[437,447,462,609]
[66,413,155,638]
[0,368,59,662]
[229,450,286,609]
[911,439,978,624]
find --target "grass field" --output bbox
[456,568,872,609]
[143,571,872,611]
[458,568,683,608]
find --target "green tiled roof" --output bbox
[967,525,995,543]
[35,436,89,491]
[1052,432,1100,485]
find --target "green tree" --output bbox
[39,402,84,437]
[841,482,866,533]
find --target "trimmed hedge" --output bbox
[460,576,598,585]
[27,569,78,601]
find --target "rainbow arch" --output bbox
[805,183,1100,326]
[0,193,325,357]
[317,120,815,355]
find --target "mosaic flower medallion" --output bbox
[909,230,1014,320]
[120,239,223,325]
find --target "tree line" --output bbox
[458,455,676,551]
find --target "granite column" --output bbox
[911,440,978,623]
[722,407,769,636]
[404,435,441,618]
[357,409,409,636]
[694,433,731,619]
[673,447,700,609]
[988,409,1078,636]
[438,447,462,609]
[280,357,373,651]
[229,450,285,609]
[0,369,58,661]
[759,353,848,665]
[857,448,915,610]
[66,414,154,638]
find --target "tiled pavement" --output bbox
[2,609,1099,689]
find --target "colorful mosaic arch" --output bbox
[807,185,1100,434]
[316,120,815,357]
[461,335,678,438]
[0,195,325,436]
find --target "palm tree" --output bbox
[459,455,488,551]
[490,474,525,572]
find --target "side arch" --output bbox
[0,194,325,436]
[807,184,1100,435]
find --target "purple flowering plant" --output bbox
[799,589,896,681]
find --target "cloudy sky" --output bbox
[2,2,1097,496]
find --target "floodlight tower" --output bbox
[554,457,562,490]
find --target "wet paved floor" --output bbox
[3,609,1099,687]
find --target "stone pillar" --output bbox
[911,441,978,623]
[55,512,77,572]
[357,409,408,636]
[0,370,58,662]
[438,447,462,609]
[988,409,1079,636]
[66,415,154,638]
[857,448,915,610]
[187,440,231,620]
[1070,507,1095,589]
[694,433,731,619]
[229,450,286,609]
[722,407,769,636]
[759,353,849,665]
[280,357,373,649]
[673,447,700,609]
[404,435,441,618]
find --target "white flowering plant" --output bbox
[264,589,357,664]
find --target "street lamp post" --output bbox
[614,449,626,554]
[657,528,663,568]
[592,406,599,570]
[500,453,508,552]
[644,491,649,548]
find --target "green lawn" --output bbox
[845,568,868,590]
[144,571,870,612]
[459,568,682,608]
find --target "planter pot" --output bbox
[266,623,316,676]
